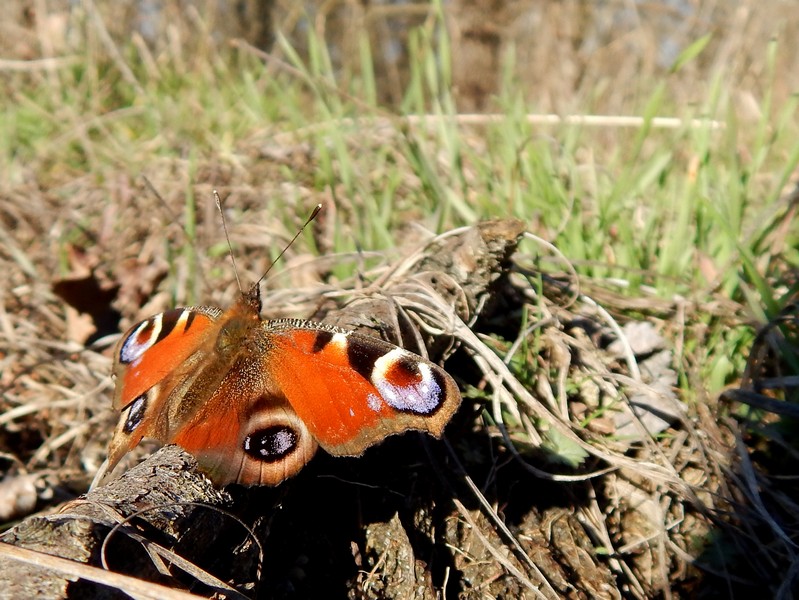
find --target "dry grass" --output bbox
[1,1,798,598]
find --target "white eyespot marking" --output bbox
[176,310,190,330]
[373,350,441,414]
[349,407,355,418]
[119,316,163,364]
[243,426,298,461]
[331,332,349,349]
[269,429,295,455]
[367,393,382,412]
[123,394,148,434]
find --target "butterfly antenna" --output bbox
[214,190,244,293]
[256,203,322,287]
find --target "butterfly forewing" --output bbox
[261,321,461,457]
[112,308,216,409]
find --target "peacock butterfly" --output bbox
[106,210,461,486]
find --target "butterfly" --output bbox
[106,280,462,486]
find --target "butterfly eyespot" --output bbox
[119,320,157,364]
[123,394,148,434]
[373,352,444,415]
[243,426,299,462]
[118,310,194,364]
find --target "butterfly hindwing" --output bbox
[170,365,318,486]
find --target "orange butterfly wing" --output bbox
[108,308,221,470]
[112,308,219,410]
[262,323,461,456]
[161,323,460,486]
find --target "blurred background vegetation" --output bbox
[7,0,799,112]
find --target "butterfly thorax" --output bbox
[108,287,267,465]
[215,293,263,356]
